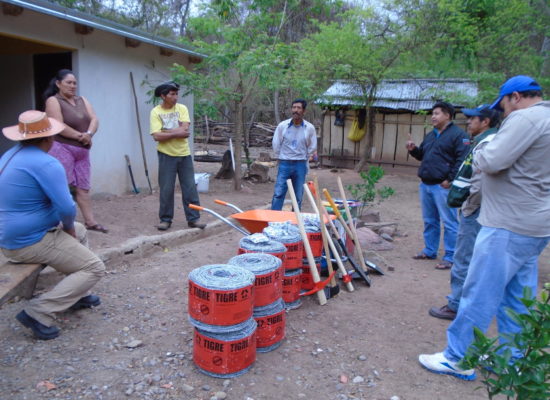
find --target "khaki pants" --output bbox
[1,223,105,326]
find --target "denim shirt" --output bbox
[272,118,317,160]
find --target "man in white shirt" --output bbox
[271,99,317,210]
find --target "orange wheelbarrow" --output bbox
[188,201,339,299]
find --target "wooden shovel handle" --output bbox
[323,188,354,239]
[287,179,327,305]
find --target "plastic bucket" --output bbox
[195,173,210,193]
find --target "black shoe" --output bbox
[16,310,60,340]
[188,221,206,229]
[429,305,457,320]
[70,295,101,310]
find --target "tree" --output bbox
[50,0,193,38]
[291,2,419,171]
[173,1,299,190]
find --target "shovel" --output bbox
[336,177,384,275]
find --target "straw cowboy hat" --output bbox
[2,110,64,141]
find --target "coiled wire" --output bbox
[253,299,286,353]
[227,253,282,276]
[188,264,255,333]
[194,318,257,378]
[239,233,287,254]
[263,221,301,244]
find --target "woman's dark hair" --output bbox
[432,101,455,119]
[43,69,75,100]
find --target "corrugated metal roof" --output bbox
[3,0,205,59]
[317,79,478,111]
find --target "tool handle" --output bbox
[323,189,341,218]
[324,188,354,238]
[337,177,370,274]
[189,204,204,211]
[304,183,354,292]
[214,199,228,206]
[288,179,327,305]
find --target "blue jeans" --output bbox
[419,183,458,262]
[158,152,200,223]
[446,208,481,312]
[444,227,550,362]
[271,160,308,210]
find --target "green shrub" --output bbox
[460,284,550,400]
[346,166,394,216]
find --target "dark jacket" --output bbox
[409,122,469,184]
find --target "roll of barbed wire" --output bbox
[263,222,303,270]
[301,257,323,291]
[193,317,257,378]
[302,213,323,258]
[253,299,286,353]
[237,233,287,265]
[188,264,255,329]
[228,253,283,307]
[282,268,302,310]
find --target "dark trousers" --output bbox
[158,152,200,223]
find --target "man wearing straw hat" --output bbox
[0,110,105,340]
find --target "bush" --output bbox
[346,166,394,216]
[460,284,550,400]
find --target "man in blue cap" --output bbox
[418,75,550,380]
[428,105,500,320]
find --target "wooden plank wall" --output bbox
[320,109,467,169]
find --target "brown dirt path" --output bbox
[1,159,548,400]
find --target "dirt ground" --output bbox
[1,146,549,400]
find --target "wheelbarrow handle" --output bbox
[214,199,244,213]
[191,203,250,236]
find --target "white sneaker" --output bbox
[418,352,476,381]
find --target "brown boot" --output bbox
[429,305,457,320]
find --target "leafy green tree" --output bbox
[292,2,419,170]
[173,1,299,190]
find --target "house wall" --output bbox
[321,109,467,169]
[0,54,34,155]
[0,8,196,195]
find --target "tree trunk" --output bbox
[355,85,377,172]
[273,90,281,124]
[541,36,550,77]
[233,100,244,191]
[178,0,191,37]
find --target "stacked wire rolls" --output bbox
[252,299,286,352]
[188,264,257,377]
[282,268,302,309]
[263,222,303,270]
[193,317,257,378]
[188,264,255,330]
[228,253,286,351]
[237,233,287,265]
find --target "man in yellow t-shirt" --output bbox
[150,81,205,231]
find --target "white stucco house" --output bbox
[0,0,205,195]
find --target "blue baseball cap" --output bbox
[462,104,492,118]
[490,75,542,110]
